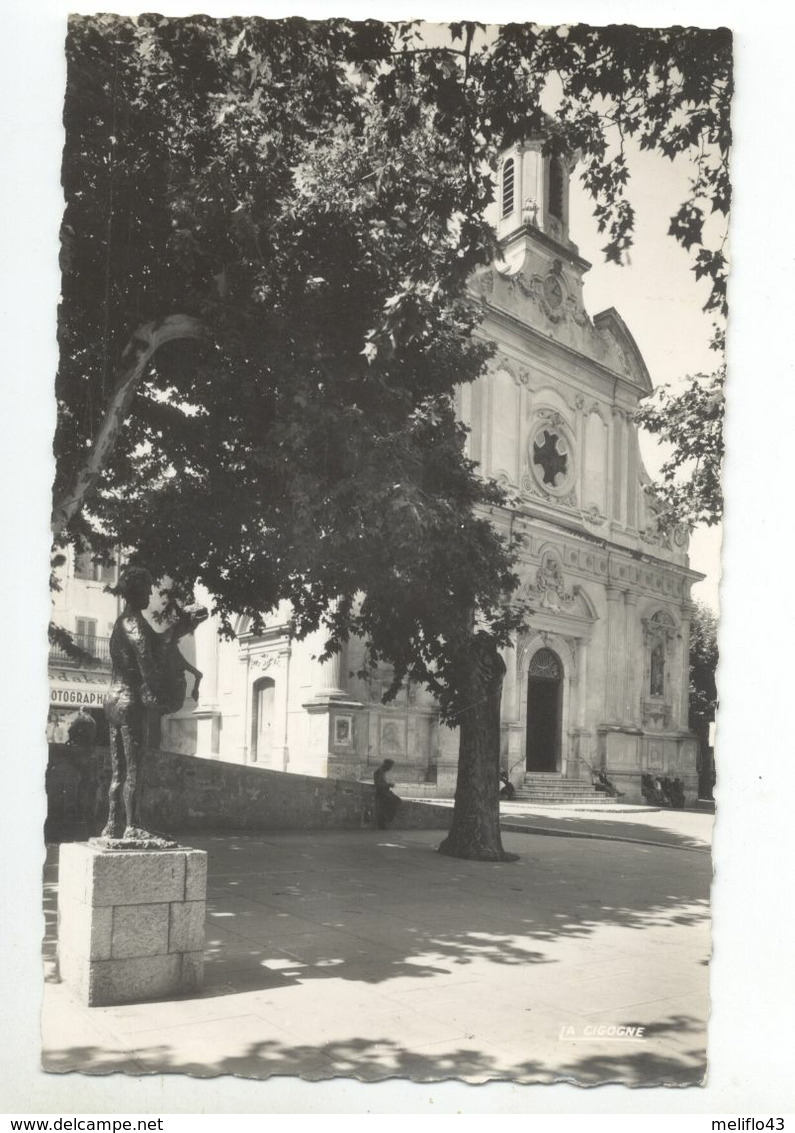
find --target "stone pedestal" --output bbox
[57,842,207,1007]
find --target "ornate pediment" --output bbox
[520,550,599,636]
[524,551,574,612]
[498,261,591,329]
[470,222,654,395]
[641,610,678,647]
[593,308,653,393]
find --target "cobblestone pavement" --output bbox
[42,822,711,1086]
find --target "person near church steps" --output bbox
[373,758,401,830]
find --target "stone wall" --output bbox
[45,745,453,839]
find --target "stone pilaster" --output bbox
[611,409,625,526]
[626,433,638,529]
[307,635,349,702]
[574,395,585,507]
[679,602,696,730]
[303,635,364,778]
[623,591,640,724]
[605,585,625,722]
[501,636,519,723]
[575,637,588,729]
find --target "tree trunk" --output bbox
[694,720,714,800]
[51,314,203,537]
[438,632,517,862]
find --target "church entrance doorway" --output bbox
[526,647,563,772]
[252,676,275,764]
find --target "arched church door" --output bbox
[526,648,563,772]
[252,677,275,764]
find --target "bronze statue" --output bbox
[151,602,208,713]
[101,566,208,846]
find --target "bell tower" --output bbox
[494,136,591,307]
[497,139,575,243]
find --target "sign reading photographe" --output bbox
[49,669,110,708]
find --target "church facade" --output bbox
[162,139,702,804]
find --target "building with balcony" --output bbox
[48,549,120,742]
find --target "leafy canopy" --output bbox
[689,600,719,731]
[57,17,732,712]
[635,366,725,528]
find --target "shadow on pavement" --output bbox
[42,828,710,1084]
[498,807,711,852]
[42,1019,706,1086]
[188,830,710,986]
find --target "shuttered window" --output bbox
[549,158,564,220]
[501,158,515,218]
[75,618,97,652]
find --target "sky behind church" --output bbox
[567,145,724,612]
[421,20,725,611]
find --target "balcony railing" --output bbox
[49,635,112,668]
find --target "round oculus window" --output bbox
[532,427,570,489]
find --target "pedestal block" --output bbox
[57,842,207,1007]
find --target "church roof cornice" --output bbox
[499,223,592,275]
[475,301,651,400]
[485,504,704,585]
[592,308,653,394]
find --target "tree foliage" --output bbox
[58,15,732,599]
[635,366,724,528]
[688,600,718,798]
[59,16,540,716]
[56,17,732,856]
[689,601,719,733]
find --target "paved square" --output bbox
[43,822,711,1085]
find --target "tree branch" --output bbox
[51,314,204,537]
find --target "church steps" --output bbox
[514,771,620,806]
[512,795,618,806]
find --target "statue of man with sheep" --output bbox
[99,565,207,846]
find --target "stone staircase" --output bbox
[513,771,619,807]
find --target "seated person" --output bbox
[592,768,624,798]
[373,759,401,829]
[499,771,516,801]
